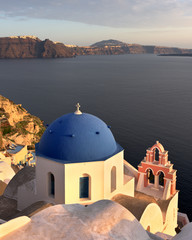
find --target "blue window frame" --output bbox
[80,176,89,198]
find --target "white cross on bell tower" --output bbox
[74,103,82,115]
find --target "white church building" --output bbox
[16,104,179,236]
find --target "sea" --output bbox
[0,54,192,220]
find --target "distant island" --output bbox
[0,36,192,58]
[158,53,192,57]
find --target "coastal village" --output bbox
[0,97,191,240]
[0,95,44,192]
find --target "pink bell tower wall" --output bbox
[138,141,177,196]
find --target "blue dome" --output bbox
[36,112,122,163]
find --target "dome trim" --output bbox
[36,142,123,164]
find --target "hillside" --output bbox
[76,39,192,55]
[0,95,45,149]
[0,36,74,59]
[91,39,127,47]
[1,36,192,58]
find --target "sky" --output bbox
[1,0,192,48]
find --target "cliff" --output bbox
[0,95,45,149]
[1,37,192,58]
[0,36,74,59]
[75,40,192,55]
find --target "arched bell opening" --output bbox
[155,148,159,161]
[158,171,164,187]
[147,169,154,184]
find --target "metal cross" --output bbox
[76,103,80,112]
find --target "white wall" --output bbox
[104,151,124,199]
[64,160,104,204]
[17,151,134,210]
[36,156,65,204]
[64,150,134,204]
[163,192,178,236]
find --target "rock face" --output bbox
[1,37,192,58]
[0,36,74,58]
[91,39,127,47]
[2,200,151,240]
[0,95,45,148]
[76,39,192,55]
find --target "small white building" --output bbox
[18,104,135,209]
[7,145,28,165]
[15,104,179,236]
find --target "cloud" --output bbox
[1,0,192,28]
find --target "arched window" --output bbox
[79,174,90,199]
[158,171,164,186]
[48,172,55,197]
[111,166,116,192]
[155,148,159,161]
[147,169,154,184]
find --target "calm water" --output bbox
[0,54,192,219]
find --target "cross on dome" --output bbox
[74,103,82,115]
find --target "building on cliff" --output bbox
[7,145,28,165]
[3,104,179,236]
[0,144,30,166]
